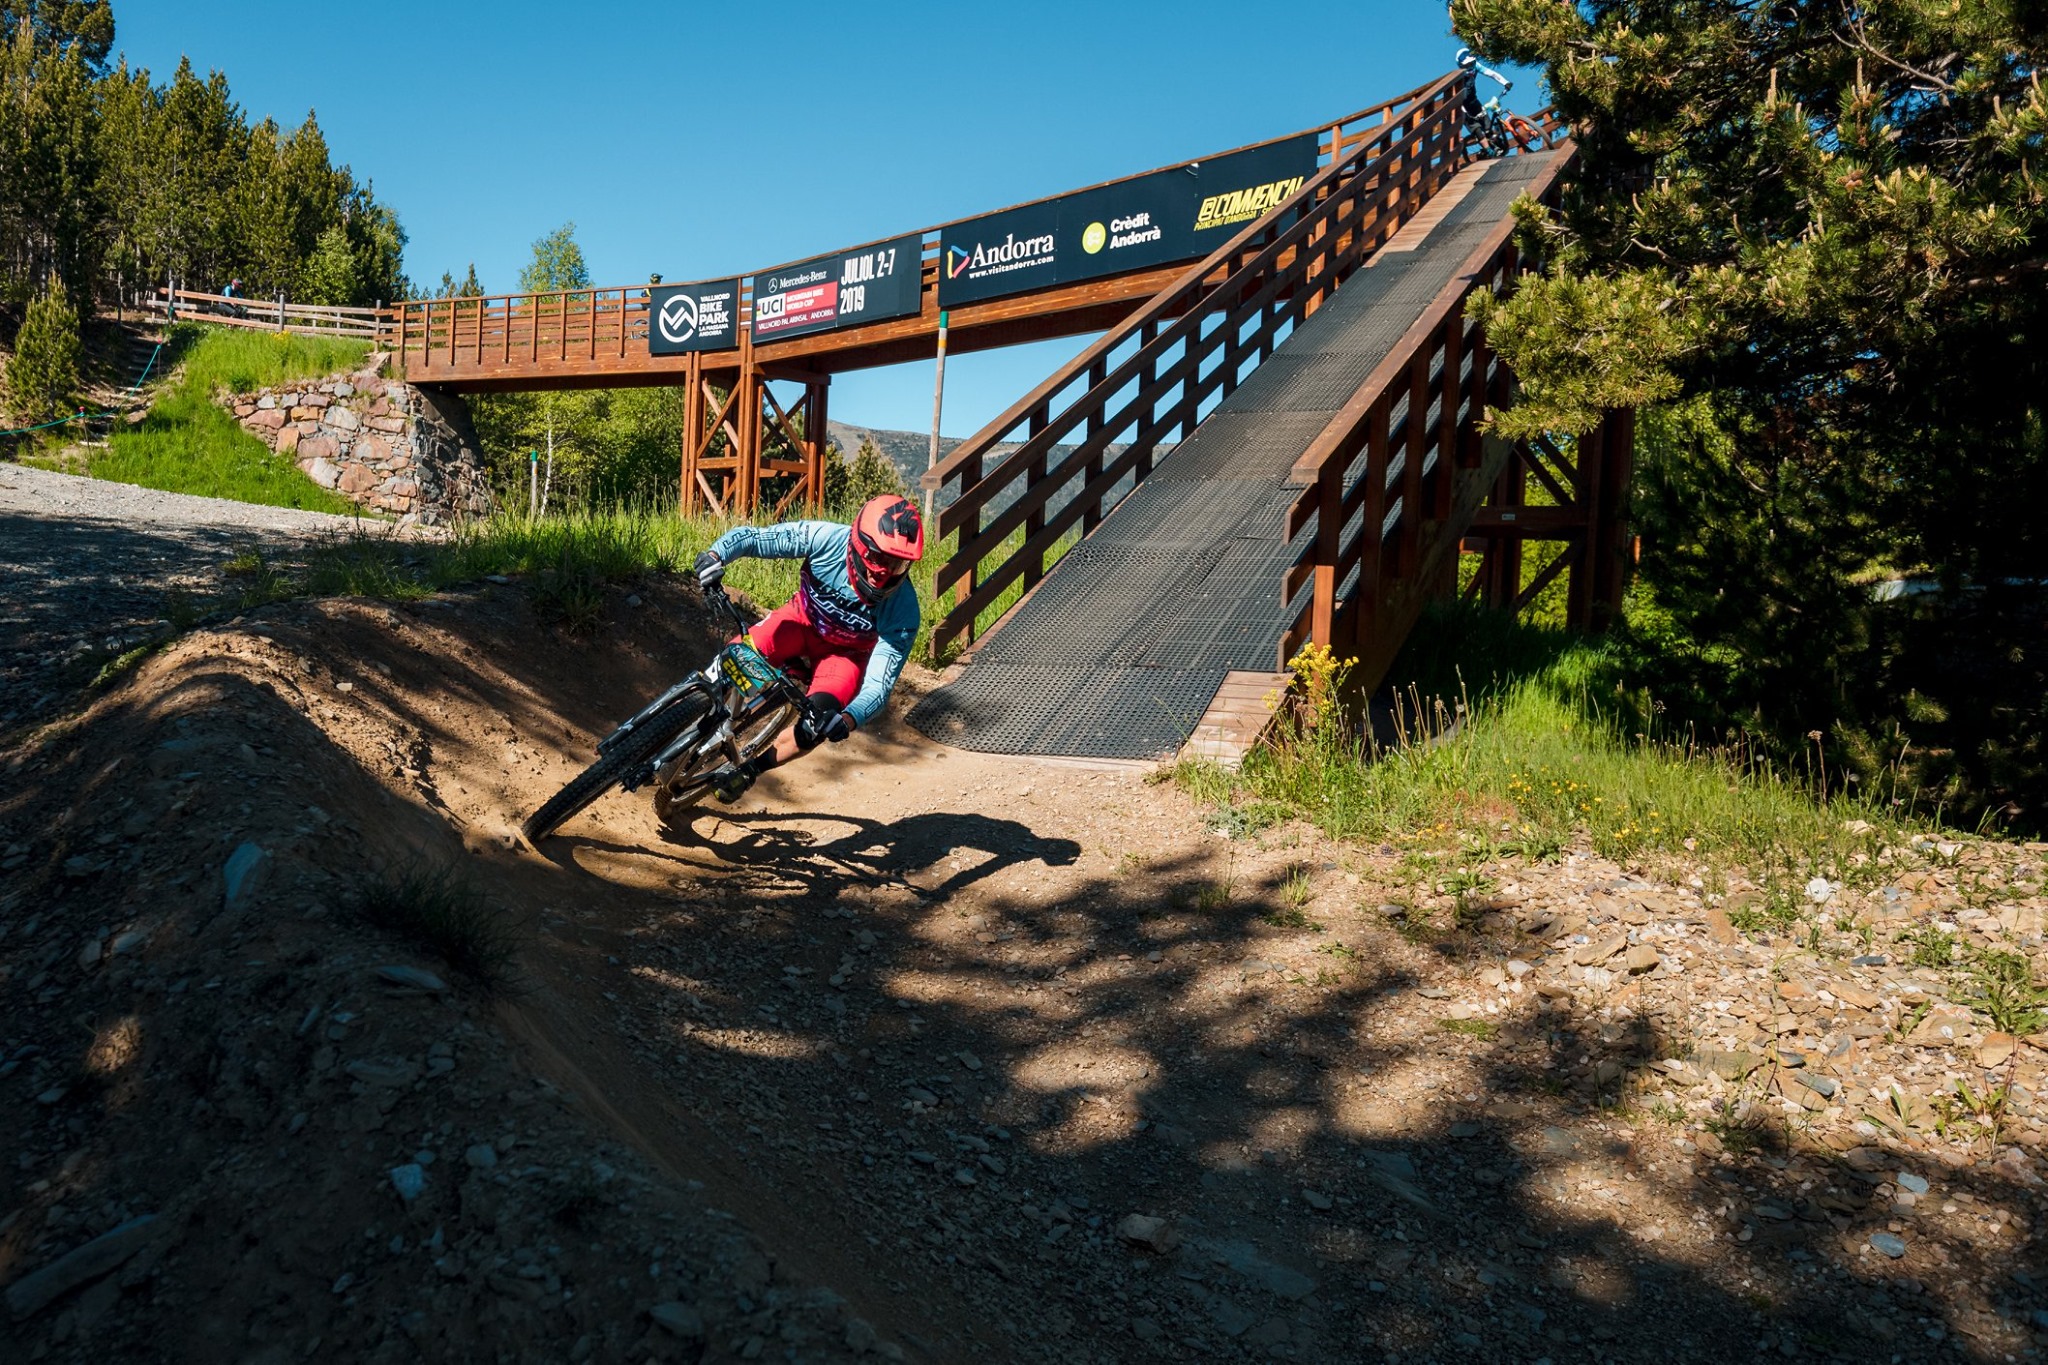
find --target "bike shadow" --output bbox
[658,806,1080,903]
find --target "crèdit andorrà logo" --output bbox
[1081,221,1107,254]
[658,293,699,344]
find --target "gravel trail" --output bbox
[0,461,417,728]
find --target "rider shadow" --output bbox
[661,807,1080,902]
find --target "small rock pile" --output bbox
[227,356,494,524]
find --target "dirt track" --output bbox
[3,572,2045,1362]
[0,461,415,730]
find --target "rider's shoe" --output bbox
[709,759,760,804]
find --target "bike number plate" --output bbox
[720,641,777,694]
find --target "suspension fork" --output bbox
[597,673,710,755]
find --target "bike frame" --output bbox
[606,589,808,795]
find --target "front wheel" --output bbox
[522,690,712,841]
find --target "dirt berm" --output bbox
[3,578,2045,1363]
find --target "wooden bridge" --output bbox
[374,77,1493,518]
[253,70,1634,758]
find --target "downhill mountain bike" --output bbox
[521,587,808,841]
[1457,48,1541,156]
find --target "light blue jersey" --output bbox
[708,520,921,727]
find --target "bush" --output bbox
[6,280,84,425]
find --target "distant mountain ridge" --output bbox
[825,421,961,495]
[825,420,1130,512]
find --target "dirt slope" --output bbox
[3,577,2045,1363]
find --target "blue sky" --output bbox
[113,2,1533,434]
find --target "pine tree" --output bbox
[6,276,82,423]
[1454,0,2048,822]
[0,2,114,69]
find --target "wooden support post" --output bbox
[1082,356,1108,533]
[1356,395,1390,652]
[959,449,985,645]
[1023,401,1050,591]
[1493,449,1525,612]
[735,328,760,515]
[681,352,705,514]
[1566,424,1602,629]
[806,378,830,513]
[1311,461,1341,649]
[1396,351,1429,582]
[1589,407,1634,630]
[1433,312,1460,524]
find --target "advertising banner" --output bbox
[1186,134,1318,244]
[648,279,741,355]
[1055,166,1196,286]
[751,234,923,342]
[938,199,1064,307]
[938,133,1319,306]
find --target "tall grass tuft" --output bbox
[167,324,370,397]
[358,859,525,989]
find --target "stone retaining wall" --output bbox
[229,354,494,524]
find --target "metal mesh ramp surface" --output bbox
[909,153,1559,759]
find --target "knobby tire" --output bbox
[522,691,711,841]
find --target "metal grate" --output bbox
[908,665,1230,759]
[1150,413,1339,482]
[1091,477,1278,542]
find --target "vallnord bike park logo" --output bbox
[658,293,700,344]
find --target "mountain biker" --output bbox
[690,493,925,802]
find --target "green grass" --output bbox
[85,324,370,513]
[168,324,371,397]
[1175,600,1933,888]
[193,503,1034,665]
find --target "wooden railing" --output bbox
[920,72,1473,655]
[146,288,386,339]
[1277,139,1578,689]
[390,287,661,371]
[383,76,1461,383]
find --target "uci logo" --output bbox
[658,293,699,344]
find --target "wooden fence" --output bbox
[145,288,386,339]
[1277,138,1583,689]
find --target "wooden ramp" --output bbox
[908,151,1569,761]
[1179,671,1290,767]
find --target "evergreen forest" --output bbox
[0,0,408,328]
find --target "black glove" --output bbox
[693,550,724,592]
[795,695,854,748]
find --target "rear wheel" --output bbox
[653,698,799,828]
[522,690,712,841]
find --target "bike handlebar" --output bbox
[705,583,758,633]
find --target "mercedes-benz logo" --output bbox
[658,293,698,344]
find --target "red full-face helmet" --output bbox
[848,495,925,599]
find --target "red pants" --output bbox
[745,597,872,709]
